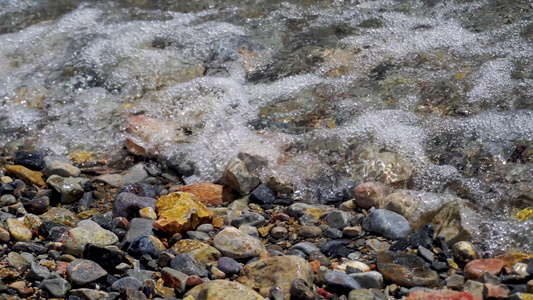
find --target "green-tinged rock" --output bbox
[67,220,119,246]
[154,192,213,235]
[40,207,80,227]
[184,279,264,300]
[6,218,32,242]
[171,239,221,266]
[46,175,85,203]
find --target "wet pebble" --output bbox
[349,271,383,289]
[298,225,322,238]
[362,209,410,240]
[325,271,361,291]
[113,193,157,221]
[83,244,125,272]
[270,226,287,239]
[217,257,242,275]
[291,242,320,255]
[326,210,353,229]
[323,228,343,239]
[111,276,142,292]
[67,259,108,286]
[127,234,165,258]
[170,253,209,277]
[40,276,70,298]
[232,212,267,228]
[249,185,277,205]
[213,227,266,259]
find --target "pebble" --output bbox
[14,151,44,170]
[187,230,210,241]
[161,267,188,293]
[323,228,343,239]
[40,207,80,227]
[111,276,142,292]
[376,251,439,288]
[197,223,214,232]
[46,175,85,203]
[7,252,30,272]
[43,157,81,177]
[406,290,482,300]
[452,241,480,265]
[464,259,505,280]
[362,209,410,239]
[354,182,389,209]
[349,271,384,289]
[342,226,363,237]
[217,257,242,275]
[298,225,322,238]
[118,182,156,198]
[67,259,108,286]
[213,227,266,259]
[22,196,49,214]
[70,288,109,300]
[184,279,264,300]
[139,207,157,220]
[25,261,51,281]
[290,278,320,300]
[175,183,224,206]
[95,163,148,187]
[270,226,288,239]
[417,245,434,262]
[348,289,376,300]
[232,212,267,228]
[365,238,390,253]
[6,218,32,242]
[309,250,330,267]
[40,276,70,297]
[445,274,465,290]
[210,265,226,279]
[249,185,277,205]
[123,218,155,245]
[326,210,353,229]
[325,271,362,291]
[153,192,213,235]
[83,244,125,272]
[171,239,222,266]
[127,234,165,258]
[113,193,157,221]
[291,242,320,255]
[67,219,118,246]
[170,253,209,277]
[5,164,45,186]
[0,194,17,207]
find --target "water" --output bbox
[1,0,532,253]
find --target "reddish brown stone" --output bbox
[464,259,505,280]
[406,290,481,300]
[8,281,33,297]
[309,260,321,273]
[186,275,203,286]
[175,183,224,206]
[483,284,509,299]
[316,288,332,299]
[354,182,389,209]
[56,262,69,276]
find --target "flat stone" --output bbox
[43,157,81,177]
[95,163,148,187]
[362,209,410,240]
[175,183,224,206]
[171,239,221,266]
[46,175,84,203]
[213,227,265,259]
[21,196,49,214]
[6,218,32,242]
[446,274,465,290]
[83,244,125,272]
[270,226,287,239]
[111,277,142,292]
[7,252,30,272]
[365,239,390,253]
[291,242,320,255]
[348,289,376,300]
[483,284,509,299]
[0,226,13,242]
[25,261,51,281]
[40,207,79,227]
[170,253,208,277]
[161,267,188,293]
[232,212,267,228]
[185,279,264,300]
[139,207,157,220]
[40,277,70,298]
[349,271,384,289]
[5,165,45,186]
[8,281,32,297]
[127,234,165,258]
[67,259,108,286]
[124,269,155,283]
[376,251,439,288]
[464,280,484,299]
[334,260,370,273]
[153,192,213,235]
[113,193,157,221]
[217,257,243,275]
[290,278,320,300]
[325,271,361,291]
[67,219,118,246]
[464,259,505,280]
[238,255,314,297]
[406,290,481,300]
[222,154,265,195]
[298,225,322,238]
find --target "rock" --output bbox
[145,279,176,298]
[7,252,30,272]
[250,185,277,205]
[213,227,266,259]
[119,287,147,300]
[239,224,259,237]
[528,258,533,276]
[270,226,288,239]
[12,242,46,253]
[25,261,51,281]
[362,209,410,240]
[67,260,107,288]
[40,277,70,298]
[67,219,118,246]
[417,246,434,262]
[6,218,32,242]
[95,164,148,188]
[320,239,351,256]
[354,182,390,209]
[43,157,81,177]
[477,271,500,285]
[5,165,45,186]
[125,269,155,283]
[14,151,44,170]
[376,251,439,288]
[0,227,10,242]
[127,234,165,258]
[0,194,17,207]
[113,193,157,221]
[161,267,188,293]
[83,244,125,272]
[381,189,422,221]
[232,212,267,228]
[153,192,213,235]
[123,218,155,245]
[21,196,49,214]
[46,175,85,203]
[111,277,142,292]
[171,239,222,266]
[483,284,509,299]
[308,251,330,267]
[70,288,108,300]
[343,226,363,238]
[406,290,481,300]
[349,271,384,289]
[325,271,361,291]
[452,241,480,265]
[170,253,208,277]
[40,207,79,227]
[266,176,293,194]
[0,268,20,280]
[326,210,353,229]
[139,207,157,220]
[8,281,32,297]
[238,255,314,297]
[175,183,224,206]
[118,182,156,198]
[323,228,343,239]
[446,274,465,290]
[222,153,267,195]
[290,278,320,300]
[287,203,333,224]
[464,259,505,280]
[217,257,243,275]
[365,239,390,253]
[185,279,264,300]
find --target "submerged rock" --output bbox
[376,251,439,288]
[95,163,148,187]
[362,209,410,240]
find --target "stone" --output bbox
[452,241,480,266]
[210,265,226,279]
[185,280,264,300]
[0,194,17,207]
[406,290,481,300]
[187,230,210,241]
[123,218,155,245]
[118,182,156,198]
[21,196,49,214]
[417,246,434,262]
[113,193,157,221]
[8,281,32,297]
[464,280,485,298]
[6,218,32,242]
[478,271,500,285]
[144,279,176,298]
[290,278,320,300]
[464,259,505,280]
[213,227,266,259]
[323,228,343,239]
[83,244,125,272]
[127,234,165,258]
[25,261,51,281]
[327,210,352,229]
[349,271,384,289]
[509,293,533,300]
[67,259,108,286]
[12,242,46,253]
[239,224,259,236]
[320,239,351,256]
[292,242,321,255]
[43,157,81,177]
[171,239,222,266]
[5,165,45,186]
[40,277,70,297]
[46,175,84,203]
[0,268,20,280]
[170,253,208,277]
[232,212,267,228]
[175,183,224,206]
[161,267,188,293]
[119,287,147,300]
[287,203,333,224]
[125,269,155,283]
[7,252,30,272]
[67,219,118,246]
[111,277,142,292]
[325,271,361,291]
[365,238,390,253]
[309,251,330,267]
[95,163,148,188]
[139,207,157,220]
[376,251,439,288]
[249,185,277,205]
[298,225,322,238]
[354,182,390,209]
[222,153,266,195]
[348,289,376,300]
[70,288,108,300]
[197,223,214,232]
[270,226,288,239]
[217,257,243,275]
[40,207,79,227]
[362,209,410,240]
[343,226,364,238]
[238,255,314,297]
[153,192,213,235]
[446,274,465,290]
[335,261,370,273]
[14,151,44,170]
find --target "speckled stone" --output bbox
[213,227,265,259]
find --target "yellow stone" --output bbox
[5,165,45,186]
[77,209,100,220]
[1,176,13,184]
[514,207,533,222]
[496,252,533,268]
[154,192,213,234]
[257,225,274,238]
[6,218,32,242]
[171,239,221,266]
[212,217,224,228]
[68,151,97,167]
[139,207,157,220]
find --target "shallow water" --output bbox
[1,0,532,253]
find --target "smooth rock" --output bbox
[14,151,44,170]
[7,252,30,272]
[70,288,108,300]
[348,289,376,300]
[113,193,157,221]
[290,278,320,300]
[446,274,465,290]
[249,185,277,205]
[325,271,361,291]
[452,241,480,265]
[270,226,288,239]
[376,251,439,288]
[170,253,208,277]
[5,165,45,186]
[239,255,314,297]
[217,257,243,275]
[365,238,390,253]
[175,183,224,206]
[362,209,410,240]
[123,218,155,245]
[298,225,322,238]
[21,196,49,214]
[118,182,156,198]
[185,279,264,300]
[213,227,266,259]
[153,192,213,235]
[326,210,353,229]
[25,261,51,281]
[6,218,32,242]
[464,280,485,299]
[483,284,509,299]
[464,259,505,280]
[139,207,157,220]
[161,267,188,293]
[350,271,384,289]
[323,228,343,239]
[406,290,481,300]
[40,277,70,298]
[67,259,108,286]
[127,234,165,258]
[354,182,390,209]
[46,175,84,203]
[171,239,222,266]
[111,277,142,292]
[292,242,320,255]
[67,219,118,246]
[343,226,363,237]
[83,244,125,272]
[232,212,267,228]
[40,207,79,227]
[335,260,370,273]
[43,157,81,177]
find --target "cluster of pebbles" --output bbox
[0,151,532,300]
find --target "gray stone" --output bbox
[445,274,465,290]
[111,277,142,292]
[232,212,267,228]
[325,271,361,290]
[222,153,266,195]
[67,259,108,286]
[362,209,410,240]
[123,218,155,245]
[161,267,188,293]
[326,210,353,229]
[270,226,288,239]
[113,193,157,221]
[125,269,155,283]
[217,257,242,275]
[70,288,109,300]
[291,242,320,255]
[40,277,70,297]
[349,271,383,289]
[46,175,85,203]
[196,224,214,232]
[348,289,377,300]
[7,252,30,272]
[417,246,434,262]
[95,164,149,188]
[187,231,210,242]
[323,228,343,239]
[170,253,208,277]
[213,227,265,259]
[43,157,81,177]
[25,261,51,281]
[67,219,119,246]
